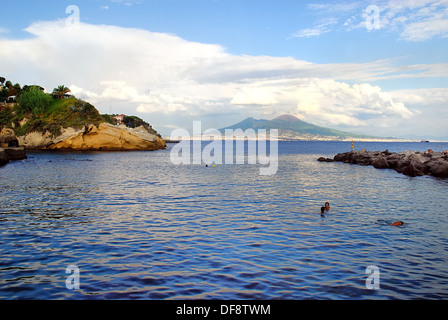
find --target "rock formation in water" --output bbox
[18,123,166,151]
[0,147,27,167]
[0,128,19,148]
[0,128,27,166]
[318,149,448,178]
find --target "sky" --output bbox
[0,0,447,139]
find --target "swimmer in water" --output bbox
[324,202,330,212]
[320,206,326,217]
[375,220,405,227]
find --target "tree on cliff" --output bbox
[17,87,52,115]
[0,77,5,86]
[52,85,71,99]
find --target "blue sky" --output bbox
[1,0,448,139]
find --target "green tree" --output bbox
[0,77,5,86]
[0,87,7,98]
[52,85,71,99]
[13,83,22,95]
[7,83,22,97]
[16,87,52,115]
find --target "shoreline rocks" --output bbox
[0,128,19,148]
[319,149,448,178]
[0,147,27,167]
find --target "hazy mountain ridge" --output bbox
[220,114,396,141]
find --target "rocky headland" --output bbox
[0,82,167,153]
[318,149,448,178]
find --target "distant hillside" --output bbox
[220,114,380,140]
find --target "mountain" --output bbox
[220,114,382,141]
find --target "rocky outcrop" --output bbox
[41,123,166,151]
[17,123,166,151]
[0,149,7,166]
[319,149,448,178]
[0,128,19,148]
[0,129,27,166]
[0,148,27,167]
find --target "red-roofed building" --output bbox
[114,114,126,124]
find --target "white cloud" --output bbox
[290,79,414,128]
[0,19,446,138]
[308,0,448,41]
[110,0,143,6]
[292,18,338,38]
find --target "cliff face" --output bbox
[18,123,166,151]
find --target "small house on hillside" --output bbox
[7,96,16,103]
[114,114,126,124]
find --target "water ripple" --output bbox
[1,143,448,299]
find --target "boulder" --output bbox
[0,147,27,166]
[386,155,399,169]
[401,163,426,177]
[372,156,389,169]
[427,159,448,178]
[318,157,334,162]
[3,147,27,161]
[334,153,349,162]
[0,149,8,166]
[0,128,19,148]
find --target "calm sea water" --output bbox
[1,141,448,300]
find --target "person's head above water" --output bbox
[320,206,326,217]
[325,202,330,210]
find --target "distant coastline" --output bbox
[166,135,430,143]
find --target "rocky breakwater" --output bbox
[318,149,448,178]
[19,123,166,151]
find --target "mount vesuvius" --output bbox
[220,114,384,141]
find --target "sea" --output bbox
[1,141,448,300]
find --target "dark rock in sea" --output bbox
[427,159,448,178]
[317,157,335,162]
[0,147,27,167]
[321,149,448,178]
[372,156,389,169]
[3,147,27,161]
[0,149,8,167]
